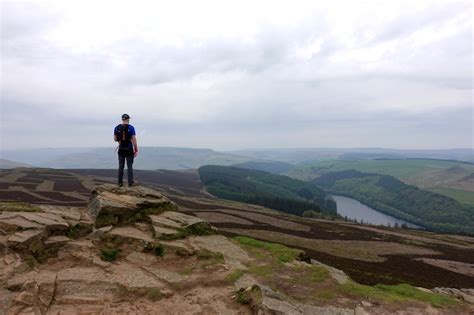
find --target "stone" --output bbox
[234,274,259,290]
[432,287,474,304]
[38,205,82,221]
[159,239,194,255]
[34,271,57,307]
[86,225,113,240]
[91,255,111,268]
[261,296,300,315]
[189,235,252,269]
[106,226,154,244]
[87,184,177,228]
[20,212,68,228]
[459,291,474,304]
[60,240,93,260]
[110,263,168,290]
[126,252,157,266]
[7,271,39,291]
[44,235,70,246]
[0,288,13,315]
[7,229,45,247]
[3,254,17,265]
[13,291,36,306]
[152,225,179,238]
[354,306,370,315]
[141,266,184,283]
[311,259,350,284]
[0,215,44,232]
[149,215,182,229]
[150,211,205,229]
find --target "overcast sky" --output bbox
[1,0,472,151]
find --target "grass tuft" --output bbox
[225,269,245,284]
[144,242,165,257]
[0,202,40,212]
[234,236,301,263]
[100,247,119,261]
[341,282,459,308]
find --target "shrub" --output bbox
[101,247,119,261]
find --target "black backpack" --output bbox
[115,124,133,154]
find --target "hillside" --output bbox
[2,183,473,314]
[312,170,474,234]
[0,168,474,314]
[229,148,474,164]
[0,159,30,169]
[232,160,294,174]
[1,147,253,170]
[198,165,337,217]
[286,158,474,207]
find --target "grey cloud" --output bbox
[1,1,472,150]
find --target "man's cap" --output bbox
[121,114,130,120]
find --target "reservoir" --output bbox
[331,195,421,229]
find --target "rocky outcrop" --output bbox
[88,184,178,228]
[0,206,93,264]
[238,284,355,315]
[433,287,474,304]
[3,182,469,315]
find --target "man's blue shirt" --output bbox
[114,124,136,149]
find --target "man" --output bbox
[114,114,138,187]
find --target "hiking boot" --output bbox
[128,181,137,187]
[118,182,123,187]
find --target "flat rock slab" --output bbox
[88,184,177,228]
[234,274,259,290]
[0,215,44,231]
[38,205,83,221]
[152,225,179,238]
[150,211,204,229]
[126,252,157,266]
[110,263,168,289]
[7,229,45,245]
[190,235,253,269]
[141,266,185,283]
[44,235,70,246]
[159,239,194,254]
[310,259,350,284]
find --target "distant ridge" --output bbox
[0,158,30,169]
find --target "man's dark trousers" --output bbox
[118,153,134,185]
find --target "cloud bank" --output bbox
[1,0,472,150]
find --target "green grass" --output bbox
[289,159,474,181]
[340,282,459,308]
[234,236,302,263]
[289,264,330,284]
[308,266,330,282]
[225,269,245,284]
[248,265,273,278]
[427,187,474,207]
[0,202,40,212]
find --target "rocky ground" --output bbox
[1,177,473,314]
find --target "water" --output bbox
[331,195,421,229]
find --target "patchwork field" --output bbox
[1,168,473,290]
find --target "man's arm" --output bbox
[132,135,138,157]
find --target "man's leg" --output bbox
[126,155,134,185]
[118,154,125,185]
